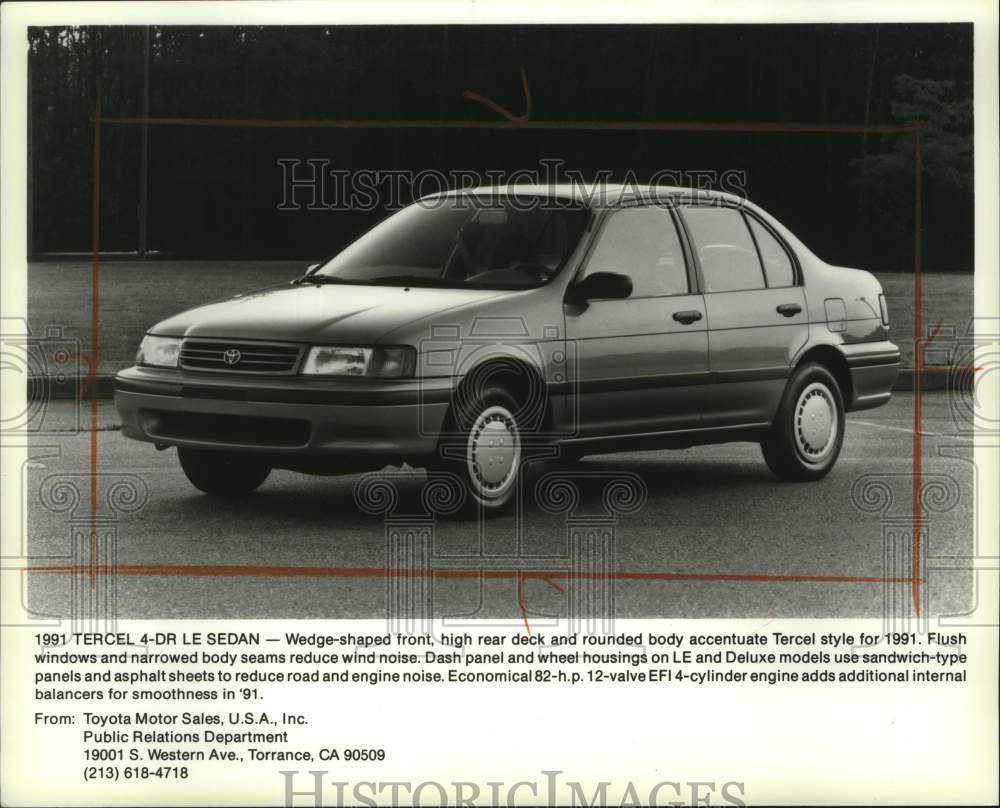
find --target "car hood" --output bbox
[150,283,507,345]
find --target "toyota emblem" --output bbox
[223,348,242,366]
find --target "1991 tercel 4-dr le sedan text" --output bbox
[115,186,900,511]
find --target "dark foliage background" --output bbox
[28,24,972,272]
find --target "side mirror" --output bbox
[567,272,633,304]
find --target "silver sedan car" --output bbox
[115,185,899,510]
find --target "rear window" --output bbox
[747,216,796,287]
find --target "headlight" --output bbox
[136,335,181,368]
[301,345,415,378]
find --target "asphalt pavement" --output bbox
[21,392,975,621]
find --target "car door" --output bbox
[679,204,808,427]
[564,205,709,437]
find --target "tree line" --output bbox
[28,24,973,272]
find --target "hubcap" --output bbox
[794,382,838,463]
[466,405,521,499]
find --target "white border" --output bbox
[2,2,998,806]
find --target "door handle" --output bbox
[776,303,802,317]
[672,310,703,324]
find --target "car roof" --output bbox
[423,183,745,208]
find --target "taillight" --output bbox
[878,293,890,327]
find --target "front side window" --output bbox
[314,197,590,290]
[583,207,688,298]
[682,206,765,293]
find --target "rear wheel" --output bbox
[177,447,271,496]
[761,363,844,481]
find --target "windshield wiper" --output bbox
[292,275,349,286]
[368,275,458,288]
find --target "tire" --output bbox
[761,363,845,482]
[433,385,525,513]
[177,448,271,496]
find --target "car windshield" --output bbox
[312,197,590,289]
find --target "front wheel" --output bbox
[177,447,271,496]
[761,363,845,481]
[433,386,524,513]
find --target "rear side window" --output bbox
[682,206,765,293]
[584,207,689,298]
[747,216,796,287]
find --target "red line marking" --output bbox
[516,575,531,635]
[89,97,102,590]
[22,564,918,585]
[911,130,924,617]
[95,115,924,135]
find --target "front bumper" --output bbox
[114,366,453,458]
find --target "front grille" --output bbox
[179,340,301,374]
[143,411,311,447]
